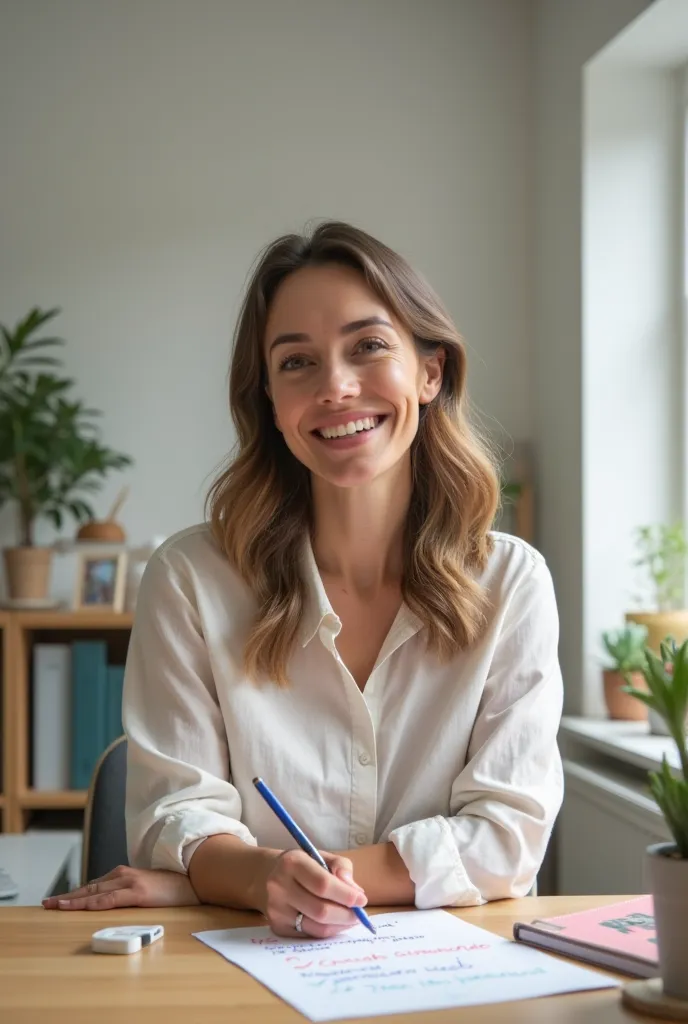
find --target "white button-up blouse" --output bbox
[123,524,564,909]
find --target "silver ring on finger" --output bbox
[294,912,304,933]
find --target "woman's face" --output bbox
[264,263,444,489]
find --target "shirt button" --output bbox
[355,833,367,845]
[358,752,371,765]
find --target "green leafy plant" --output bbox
[624,638,688,857]
[0,307,132,546]
[634,524,688,612]
[1,306,64,388]
[601,623,649,672]
[501,481,522,502]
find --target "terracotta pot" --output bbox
[646,843,688,1000]
[603,670,648,721]
[2,546,53,601]
[625,611,688,654]
[76,519,126,543]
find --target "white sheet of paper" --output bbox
[194,909,618,1021]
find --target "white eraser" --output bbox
[91,925,164,955]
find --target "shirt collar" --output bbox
[299,538,340,647]
[297,538,424,650]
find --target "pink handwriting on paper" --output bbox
[194,908,619,1020]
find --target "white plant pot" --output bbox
[648,709,671,736]
[649,707,688,737]
[646,842,688,1001]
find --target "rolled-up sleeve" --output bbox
[389,559,564,908]
[123,549,257,873]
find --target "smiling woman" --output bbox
[264,265,444,491]
[212,225,499,688]
[46,221,564,944]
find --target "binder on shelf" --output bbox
[32,644,71,790]
[105,664,125,746]
[69,641,108,790]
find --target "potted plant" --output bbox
[0,307,132,603]
[498,479,534,544]
[624,640,688,1002]
[626,524,688,654]
[600,624,649,720]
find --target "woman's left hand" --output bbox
[42,864,200,911]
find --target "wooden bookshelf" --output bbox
[14,611,134,630]
[1,609,133,832]
[0,612,11,833]
[18,789,88,810]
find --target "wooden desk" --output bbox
[0,895,662,1023]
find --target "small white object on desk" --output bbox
[91,925,164,955]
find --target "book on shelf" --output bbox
[32,640,127,792]
[513,895,657,977]
[32,644,71,790]
[70,641,108,790]
[106,664,125,745]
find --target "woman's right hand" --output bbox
[255,849,368,938]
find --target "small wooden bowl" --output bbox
[76,520,126,543]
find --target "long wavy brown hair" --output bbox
[206,221,500,685]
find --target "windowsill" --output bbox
[559,716,681,775]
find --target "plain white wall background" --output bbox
[580,0,688,714]
[583,57,684,716]
[533,0,653,712]
[0,0,535,596]
[0,0,671,720]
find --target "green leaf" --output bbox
[647,761,688,856]
[44,507,63,530]
[627,635,688,843]
[67,499,94,522]
[0,309,132,537]
[12,356,63,369]
[18,337,64,351]
[621,686,657,710]
[603,624,649,671]
[634,523,688,611]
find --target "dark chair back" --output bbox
[81,735,129,884]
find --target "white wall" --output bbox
[583,60,684,715]
[0,0,535,599]
[533,0,654,714]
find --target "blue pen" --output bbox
[253,776,376,935]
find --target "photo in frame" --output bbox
[73,551,128,612]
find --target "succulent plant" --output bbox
[601,623,649,673]
[624,638,688,857]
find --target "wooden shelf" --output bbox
[2,609,134,831]
[19,790,88,810]
[13,611,134,629]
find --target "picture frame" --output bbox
[73,551,128,613]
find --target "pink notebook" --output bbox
[513,896,657,977]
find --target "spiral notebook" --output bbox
[513,896,657,978]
